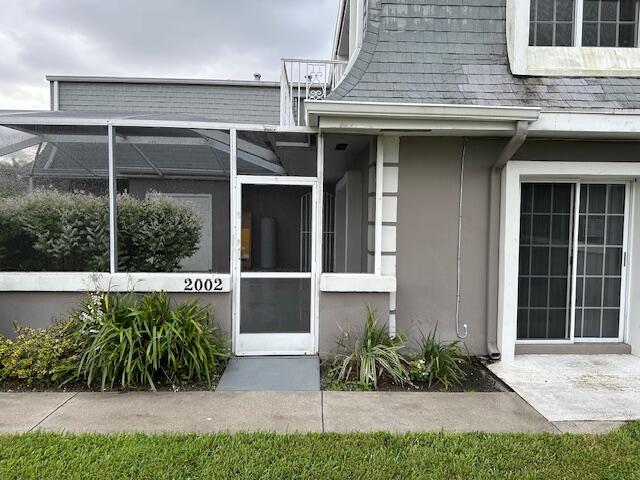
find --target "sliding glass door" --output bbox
[517,182,628,343]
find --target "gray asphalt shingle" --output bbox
[329,0,640,110]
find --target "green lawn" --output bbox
[0,423,638,480]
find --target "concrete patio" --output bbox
[0,391,557,434]
[489,354,640,427]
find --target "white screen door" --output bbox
[233,176,317,355]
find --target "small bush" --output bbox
[0,319,83,387]
[410,327,468,389]
[331,306,409,389]
[75,291,229,391]
[0,190,201,272]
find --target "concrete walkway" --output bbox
[489,355,640,426]
[0,391,556,434]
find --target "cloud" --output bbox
[0,0,339,109]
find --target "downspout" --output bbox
[485,120,529,360]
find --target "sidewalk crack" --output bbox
[28,391,79,433]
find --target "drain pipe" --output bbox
[485,120,530,360]
[455,139,468,339]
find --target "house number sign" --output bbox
[183,277,224,292]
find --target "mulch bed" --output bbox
[321,357,511,392]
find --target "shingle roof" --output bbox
[329,0,640,111]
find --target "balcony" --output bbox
[280,59,348,126]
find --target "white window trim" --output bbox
[320,273,396,292]
[498,161,639,361]
[507,0,640,76]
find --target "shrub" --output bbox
[75,291,229,391]
[0,190,201,272]
[410,327,468,389]
[331,306,409,389]
[0,319,83,387]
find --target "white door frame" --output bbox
[498,161,639,361]
[232,175,319,355]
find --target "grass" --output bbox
[0,423,638,479]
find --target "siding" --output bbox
[58,81,281,124]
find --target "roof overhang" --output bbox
[529,111,640,139]
[45,75,280,88]
[305,100,541,135]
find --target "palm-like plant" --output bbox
[410,326,468,389]
[331,306,409,389]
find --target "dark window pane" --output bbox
[529,310,548,338]
[550,247,569,275]
[608,185,625,214]
[538,0,555,20]
[576,277,584,306]
[537,23,554,45]
[521,183,533,212]
[587,216,605,244]
[532,215,551,244]
[519,277,530,307]
[552,215,570,245]
[577,246,585,275]
[586,247,604,275]
[548,309,568,338]
[518,309,529,338]
[600,22,617,46]
[584,0,600,20]
[556,22,574,45]
[620,0,638,20]
[582,309,601,337]
[557,0,575,21]
[619,24,637,46]
[602,309,620,337]
[533,184,552,212]
[583,22,599,45]
[531,277,549,307]
[531,247,550,275]
[578,215,586,243]
[605,247,623,275]
[520,214,532,244]
[607,216,624,245]
[552,184,572,213]
[549,278,568,307]
[604,278,621,307]
[520,246,531,275]
[584,278,603,307]
[574,308,583,336]
[530,23,537,45]
[588,185,606,213]
[601,0,619,20]
[531,0,538,17]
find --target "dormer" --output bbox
[332,0,367,67]
[507,0,640,76]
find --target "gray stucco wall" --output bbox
[318,292,389,358]
[57,81,280,124]
[0,292,231,339]
[396,136,640,356]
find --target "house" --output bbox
[1,0,640,362]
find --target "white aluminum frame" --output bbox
[232,175,320,356]
[499,161,638,361]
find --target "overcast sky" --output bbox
[0,0,340,110]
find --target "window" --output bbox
[582,0,640,46]
[0,125,110,272]
[517,182,627,341]
[530,0,576,46]
[529,0,639,47]
[114,127,230,273]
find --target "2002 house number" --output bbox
[184,278,223,292]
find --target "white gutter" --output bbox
[530,110,640,139]
[305,100,541,127]
[45,75,280,88]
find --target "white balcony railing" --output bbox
[280,59,348,126]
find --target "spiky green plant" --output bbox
[331,306,409,389]
[75,291,229,391]
[410,326,468,389]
